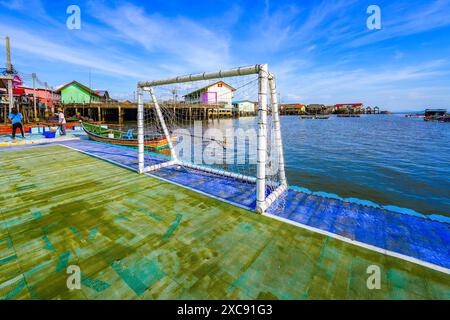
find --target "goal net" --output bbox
[137,64,287,213]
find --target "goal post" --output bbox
[137,87,145,174]
[137,64,287,213]
[256,64,269,213]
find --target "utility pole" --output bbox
[89,69,92,108]
[32,73,37,120]
[171,88,178,104]
[6,36,13,115]
[45,82,51,114]
[50,85,54,114]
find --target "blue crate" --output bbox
[44,131,56,139]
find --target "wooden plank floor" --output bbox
[0,145,449,299]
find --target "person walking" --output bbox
[8,107,25,139]
[57,108,66,136]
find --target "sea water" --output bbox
[200,114,450,217]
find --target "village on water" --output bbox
[0,0,449,305]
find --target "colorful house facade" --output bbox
[184,81,236,108]
[56,81,100,103]
[232,100,256,113]
[16,86,60,108]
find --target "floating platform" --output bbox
[0,142,449,299]
[56,140,449,271]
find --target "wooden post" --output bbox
[32,73,37,121]
[118,106,123,125]
[5,37,14,116]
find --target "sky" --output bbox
[1,0,450,111]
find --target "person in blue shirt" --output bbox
[8,107,25,139]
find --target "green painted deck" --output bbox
[0,145,448,299]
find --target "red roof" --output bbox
[183,81,236,97]
[13,88,25,95]
[335,103,363,107]
[17,86,55,93]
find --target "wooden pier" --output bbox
[60,102,240,124]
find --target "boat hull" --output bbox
[82,123,174,150]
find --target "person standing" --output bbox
[8,107,25,139]
[57,108,66,136]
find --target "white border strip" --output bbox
[58,143,450,275]
[263,212,450,275]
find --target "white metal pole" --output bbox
[139,64,261,88]
[32,73,37,120]
[148,87,178,162]
[268,74,287,186]
[137,87,145,173]
[256,64,268,213]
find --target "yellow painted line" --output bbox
[0,137,79,148]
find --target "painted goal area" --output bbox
[137,64,287,213]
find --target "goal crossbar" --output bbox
[138,64,262,88]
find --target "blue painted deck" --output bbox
[3,139,449,270]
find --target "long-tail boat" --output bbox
[82,122,175,150]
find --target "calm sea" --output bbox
[195,114,450,217]
[281,114,450,217]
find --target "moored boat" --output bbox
[433,115,450,122]
[337,114,361,118]
[424,109,449,122]
[82,122,175,149]
[300,115,330,120]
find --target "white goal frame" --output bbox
[137,64,287,213]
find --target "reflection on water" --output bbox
[123,115,450,217]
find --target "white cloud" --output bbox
[349,0,450,47]
[0,22,157,79]
[89,2,231,71]
[0,0,24,10]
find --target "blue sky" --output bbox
[1,0,449,111]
